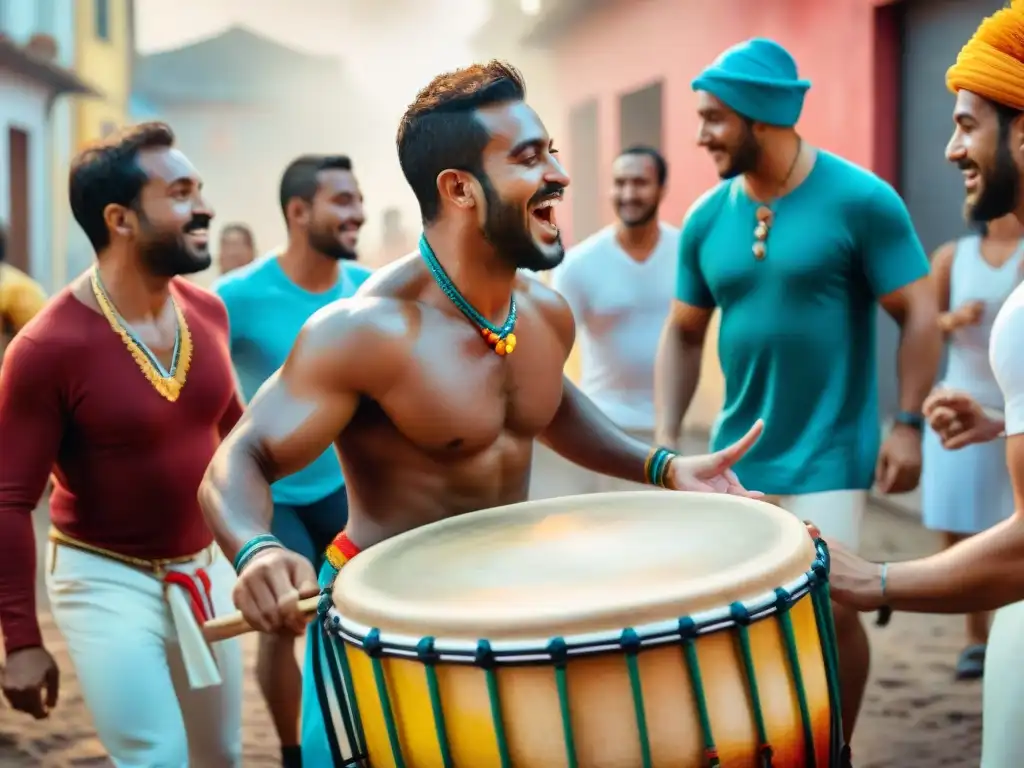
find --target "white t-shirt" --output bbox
[990,280,1024,436]
[552,222,680,431]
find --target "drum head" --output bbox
[333,492,817,642]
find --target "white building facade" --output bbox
[0,0,86,291]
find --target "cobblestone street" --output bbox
[0,492,983,767]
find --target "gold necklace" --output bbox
[90,268,193,402]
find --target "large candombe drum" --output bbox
[319,492,843,767]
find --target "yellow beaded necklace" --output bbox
[90,268,193,402]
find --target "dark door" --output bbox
[7,127,30,275]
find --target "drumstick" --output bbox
[202,596,321,643]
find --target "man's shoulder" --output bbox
[658,221,682,244]
[517,273,574,350]
[6,290,89,365]
[342,261,374,294]
[297,294,420,378]
[682,182,733,232]
[212,253,277,297]
[814,150,898,203]
[304,256,425,344]
[343,261,374,281]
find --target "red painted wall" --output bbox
[549,0,889,244]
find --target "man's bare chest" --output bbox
[377,319,566,454]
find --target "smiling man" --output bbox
[653,38,942,762]
[213,154,371,768]
[0,123,244,766]
[197,60,766,766]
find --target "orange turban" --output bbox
[947,0,1024,110]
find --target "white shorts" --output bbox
[762,490,867,553]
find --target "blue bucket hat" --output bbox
[691,38,811,127]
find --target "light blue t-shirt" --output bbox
[214,254,372,505]
[676,151,929,495]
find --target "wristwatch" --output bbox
[893,410,924,431]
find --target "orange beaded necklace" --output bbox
[419,235,518,356]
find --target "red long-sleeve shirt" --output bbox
[0,279,242,653]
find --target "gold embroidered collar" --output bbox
[90,268,192,402]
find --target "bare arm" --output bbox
[541,376,653,483]
[879,276,942,416]
[653,300,712,447]
[198,301,401,563]
[930,241,959,334]
[884,434,1024,612]
[849,291,1024,611]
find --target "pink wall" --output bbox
[550,0,885,243]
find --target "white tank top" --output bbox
[942,235,1024,409]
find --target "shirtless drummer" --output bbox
[198,61,765,764]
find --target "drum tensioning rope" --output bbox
[325,538,848,768]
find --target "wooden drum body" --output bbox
[318,493,844,768]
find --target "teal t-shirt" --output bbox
[676,151,929,495]
[214,255,372,505]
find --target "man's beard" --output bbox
[618,202,659,228]
[718,125,761,180]
[967,142,1020,223]
[309,223,357,261]
[137,212,212,277]
[479,174,564,272]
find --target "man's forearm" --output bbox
[886,512,1024,612]
[654,328,703,445]
[896,303,942,412]
[0,509,42,654]
[198,430,276,564]
[540,377,654,485]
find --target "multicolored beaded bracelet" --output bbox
[233,533,284,574]
[644,447,677,489]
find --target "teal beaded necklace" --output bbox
[419,234,518,356]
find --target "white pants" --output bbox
[46,541,244,768]
[764,490,867,552]
[981,599,1024,767]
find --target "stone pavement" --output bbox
[0,492,982,766]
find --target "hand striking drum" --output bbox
[198,62,785,767]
